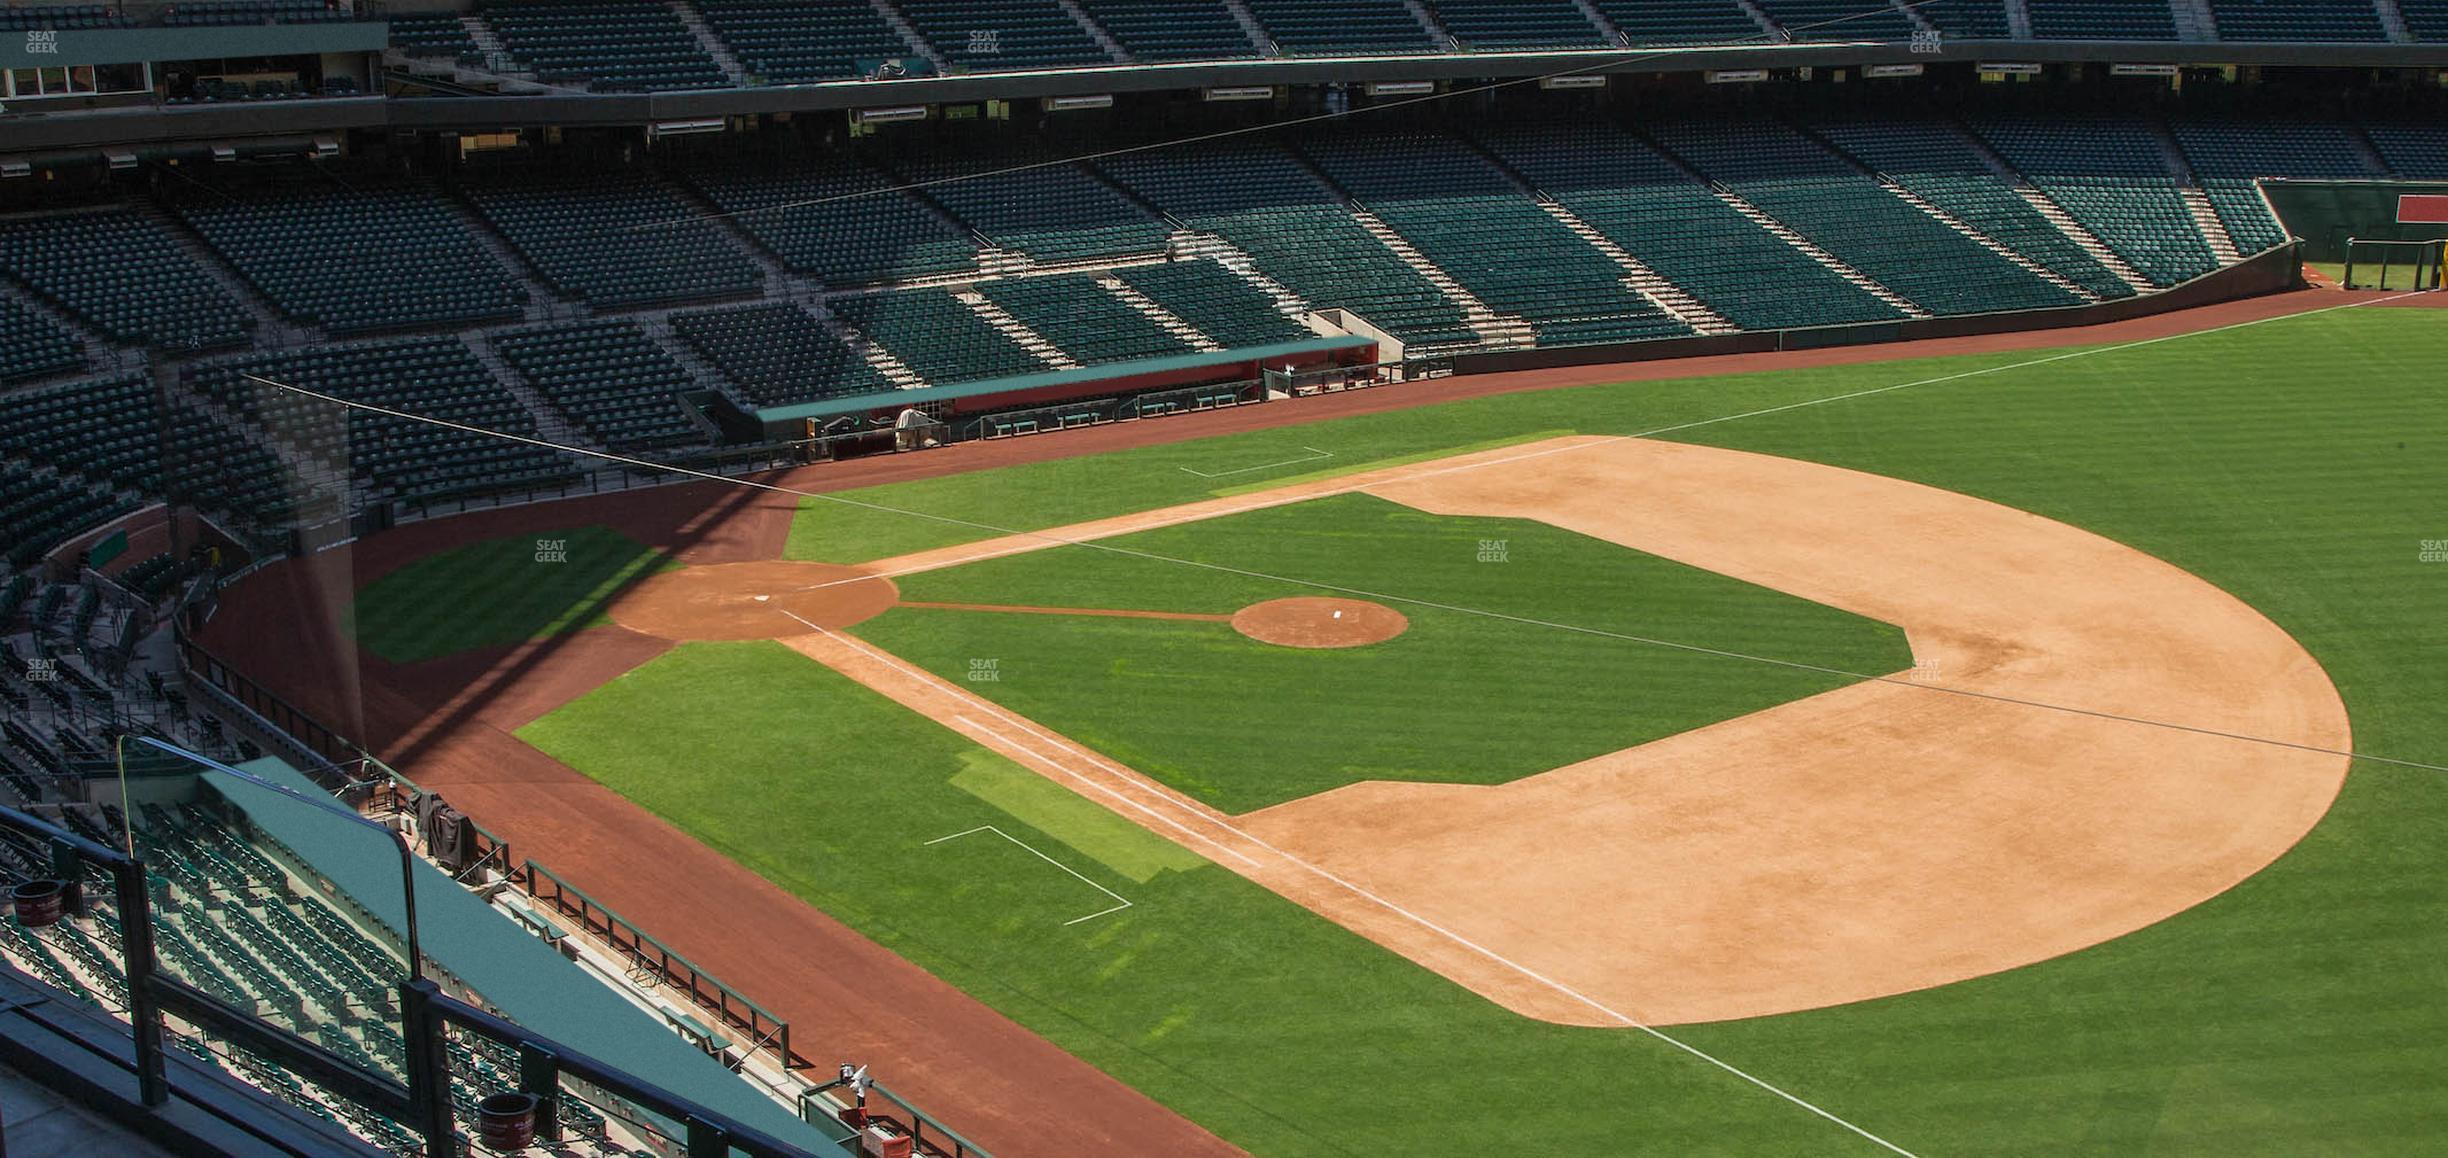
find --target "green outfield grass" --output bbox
[857,493,1907,812]
[351,526,673,663]
[525,304,2448,1155]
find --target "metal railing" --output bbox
[0,746,837,1158]
[523,861,808,1073]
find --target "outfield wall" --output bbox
[1450,244,2305,376]
[2263,181,2448,262]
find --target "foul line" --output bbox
[773,608,1262,870]
[235,288,2432,1158]
[806,619,1917,1156]
[1177,447,1334,479]
[923,825,1132,927]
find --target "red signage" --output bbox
[2397,194,2448,223]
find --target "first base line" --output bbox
[924,825,1133,926]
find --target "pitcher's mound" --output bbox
[1232,597,1408,649]
[606,561,899,641]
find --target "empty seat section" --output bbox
[0,5,130,29]
[1116,260,1310,347]
[0,373,297,522]
[1752,0,1918,40]
[477,0,727,91]
[1428,0,1606,49]
[1246,0,1435,54]
[2364,121,2448,177]
[1082,0,1257,60]
[2403,0,2448,39]
[491,321,707,451]
[671,302,889,407]
[461,169,759,307]
[678,149,979,286]
[978,274,1193,364]
[1974,116,2217,285]
[1299,129,1688,346]
[694,0,926,83]
[388,13,479,57]
[1096,141,1477,347]
[1593,0,1762,43]
[2207,0,2383,40]
[2028,0,2178,39]
[0,210,252,351]
[1,467,132,567]
[172,178,526,333]
[162,0,347,25]
[0,297,83,382]
[890,145,1169,263]
[830,289,1050,384]
[1809,116,2133,298]
[1920,0,2012,38]
[187,337,578,505]
[0,374,157,490]
[895,0,1111,69]
[1651,119,2078,314]
[2174,120,2377,252]
[1476,124,1899,330]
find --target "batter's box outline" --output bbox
[923,824,1133,927]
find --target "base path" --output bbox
[605,561,899,641]
[806,437,2352,1027]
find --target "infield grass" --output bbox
[531,304,2448,1156]
[857,492,1908,812]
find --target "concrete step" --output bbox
[960,291,1081,370]
[130,201,315,348]
[1710,189,1930,318]
[463,330,594,451]
[2179,186,2244,263]
[1536,200,1739,334]
[2376,0,2413,42]
[2003,0,2034,38]
[869,0,948,71]
[1102,276,1223,352]
[2169,0,2218,42]
[1571,0,1631,45]
[635,312,751,410]
[818,308,929,390]
[1221,0,1279,55]
[1345,205,1529,346]
[1403,0,1459,52]
[2349,123,2397,177]
[1055,0,1133,62]
[457,13,536,78]
[2014,186,2153,291]
[1881,180,2098,302]
[437,191,567,320]
[1170,231,1313,321]
[669,0,748,86]
[1734,0,1785,40]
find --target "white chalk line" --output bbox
[243,289,2433,1155]
[923,825,1132,927]
[792,615,1917,1157]
[1177,447,1335,479]
[773,608,1261,870]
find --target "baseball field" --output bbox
[223,296,2448,1156]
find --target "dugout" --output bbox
[752,336,1379,448]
